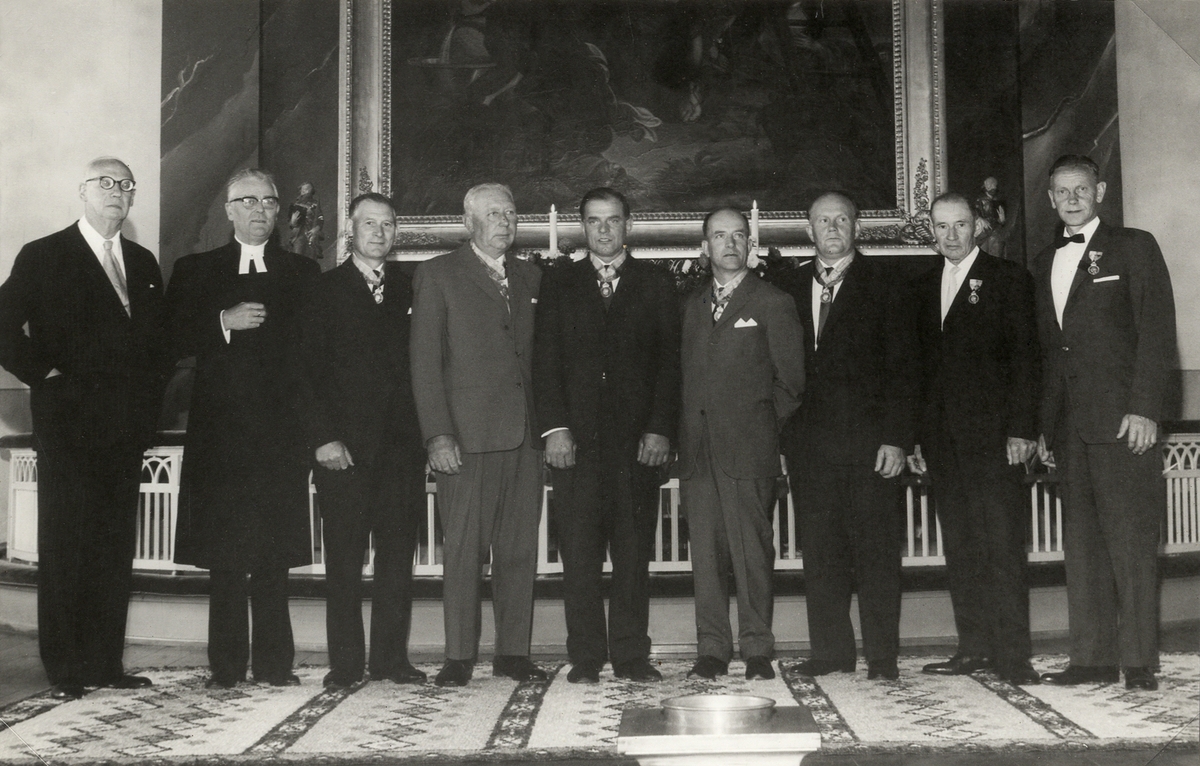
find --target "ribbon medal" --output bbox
[968,279,982,304]
[600,280,613,298]
[1087,250,1102,276]
[820,286,833,304]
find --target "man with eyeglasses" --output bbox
[0,157,169,699]
[410,183,546,687]
[167,168,320,689]
[1034,155,1176,692]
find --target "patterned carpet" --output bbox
[0,654,1195,764]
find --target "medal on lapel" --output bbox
[1087,250,1102,276]
[968,279,982,304]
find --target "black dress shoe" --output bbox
[1001,663,1041,686]
[686,655,728,680]
[613,658,663,683]
[1124,667,1159,691]
[50,682,86,700]
[567,662,601,684]
[109,674,153,689]
[745,656,775,680]
[322,671,361,689]
[921,655,993,676]
[435,659,474,687]
[792,658,856,676]
[204,675,240,690]
[384,662,427,684]
[493,655,548,682]
[1039,665,1119,685]
[867,659,899,680]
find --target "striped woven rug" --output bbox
[0,654,1195,763]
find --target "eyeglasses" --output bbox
[86,176,136,192]
[228,196,281,210]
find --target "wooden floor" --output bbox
[1,625,1195,766]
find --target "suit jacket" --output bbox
[912,251,1040,456]
[779,254,918,466]
[167,240,320,570]
[1035,221,1177,447]
[292,259,423,466]
[410,243,542,453]
[0,222,167,452]
[678,272,805,480]
[532,256,681,451]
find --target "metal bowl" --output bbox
[662,694,776,733]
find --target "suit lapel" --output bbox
[1064,222,1108,313]
[818,255,862,343]
[713,271,757,331]
[69,226,131,320]
[794,260,818,352]
[943,254,987,328]
[458,246,510,310]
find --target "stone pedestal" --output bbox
[617,705,821,766]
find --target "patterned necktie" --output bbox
[478,256,510,304]
[102,240,130,316]
[711,281,734,322]
[367,268,385,304]
[816,266,833,341]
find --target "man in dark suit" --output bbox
[910,192,1041,686]
[293,193,427,688]
[167,168,320,689]
[1034,155,1176,692]
[532,188,681,684]
[678,208,805,682]
[780,192,917,682]
[0,157,167,700]
[410,183,547,687]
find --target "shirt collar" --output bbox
[470,241,506,274]
[78,217,121,257]
[235,237,267,257]
[589,251,626,272]
[350,253,385,280]
[713,269,748,293]
[943,246,980,275]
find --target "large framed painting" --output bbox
[339,0,945,256]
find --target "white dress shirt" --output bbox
[940,246,980,327]
[77,218,125,281]
[590,251,626,292]
[811,255,852,348]
[1050,216,1100,328]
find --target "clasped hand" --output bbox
[222,302,267,331]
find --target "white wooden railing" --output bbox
[6,435,1200,574]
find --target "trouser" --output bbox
[315,447,425,680]
[1060,427,1162,667]
[928,441,1031,672]
[791,455,902,665]
[36,435,142,687]
[682,431,777,661]
[208,566,294,683]
[550,440,661,667]
[435,439,543,660]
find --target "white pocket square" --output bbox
[734,317,758,328]
[531,297,538,303]
[407,307,413,314]
[1093,275,1120,283]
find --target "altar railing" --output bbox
[6,435,1200,574]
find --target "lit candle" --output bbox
[548,204,558,256]
[750,200,759,252]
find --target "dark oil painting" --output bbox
[390,0,898,217]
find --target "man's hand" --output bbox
[544,430,576,470]
[1007,437,1037,466]
[427,434,463,475]
[316,441,354,471]
[1117,414,1158,456]
[637,433,671,467]
[1037,434,1056,469]
[875,444,905,479]
[222,302,267,331]
[907,444,927,475]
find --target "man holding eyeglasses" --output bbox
[0,157,169,699]
[167,168,320,689]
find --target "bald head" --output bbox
[79,156,135,237]
[85,156,133,181]
[806,192,860,263]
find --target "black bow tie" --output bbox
[1054,232,1085,249]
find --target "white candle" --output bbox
[750,200,759,251]
[549,204,558,255]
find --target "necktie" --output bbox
[102,240,130,316]
[1053,232,1085,249]
[711,283,732,322]
[368,268,385,304]
[480,260,509,304]
[816,267,833,341]
[942,263,961,324]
